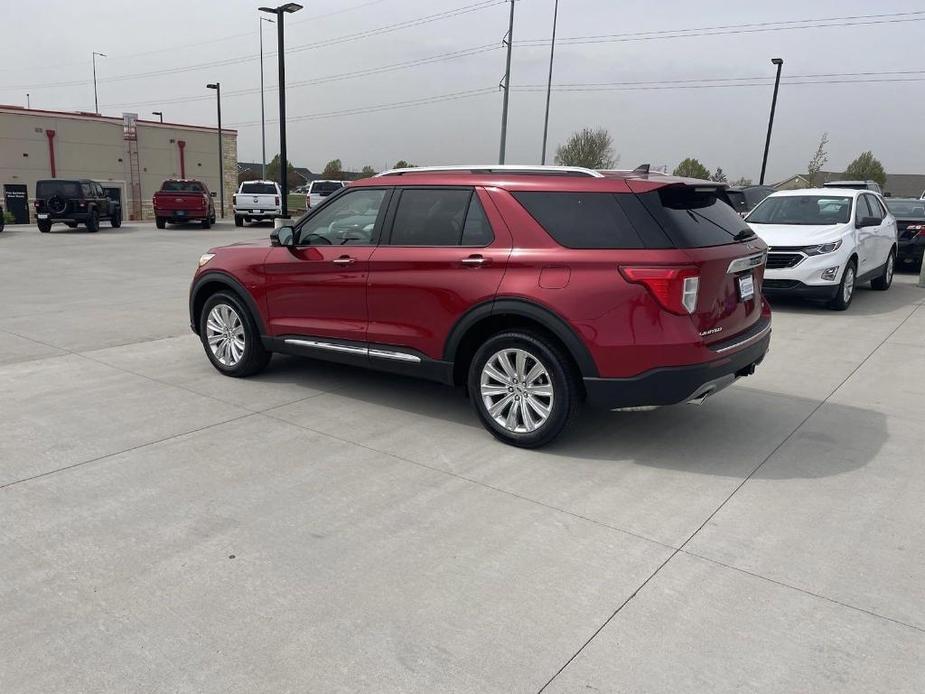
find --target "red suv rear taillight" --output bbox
[620,266,700,315]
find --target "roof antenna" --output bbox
[632,163,651,175]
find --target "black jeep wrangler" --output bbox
[34,179,121,233]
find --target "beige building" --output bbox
[0,105,237,221]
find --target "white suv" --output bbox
[746,189,897,310]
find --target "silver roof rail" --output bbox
[375,165,605,178]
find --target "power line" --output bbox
[101,43,501,110]
[518,10,925,47]
[513,75,925,93]
[227,87,497,128]
[0,0,390,74]
[0,0,505,91]
[514,69,925,90]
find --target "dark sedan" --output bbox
[885,198,925,268]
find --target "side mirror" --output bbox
[210,191,217,198]
[271,226,295,247]
[857,216,880,228]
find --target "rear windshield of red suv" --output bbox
[637,187,754,247]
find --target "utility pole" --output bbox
[760,58,784,185]
[26,93,30,109]
[92,51,106,114]
[259,16,275,180]
[207,83,224,218]
[540,0,559,165]
[498,0,515,165]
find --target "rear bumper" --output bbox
[36,212,91,222]
[234,209,280,218]
[583,331,770,409]
[762,279,840,300]
[154,210,209,220]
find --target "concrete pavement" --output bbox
[1,221,923,692]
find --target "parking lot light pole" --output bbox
[260,3,303,220]
[152,111,164,123]
[759,58,784,185]
[206,83,224,218]
[259,16,275,180]
[92,51,106,114]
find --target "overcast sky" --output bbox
[3,0,923,181]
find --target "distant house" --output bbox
[774,171,925,198]
[236,162,320,186]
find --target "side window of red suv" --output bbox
[296,188,387,246]
[389,188,494,247]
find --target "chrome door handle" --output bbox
[332,256,356,265]
[461,255,487,266]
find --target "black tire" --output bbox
[467,330,582,448]
[85,210,99,233]
[201,217,211,229]
[0,217,4,232]
[155,216,166,229]
[199,291,271,378]
[110,208,122,228]
[828,259,857,311]
[38,220,52,233]
[234,214,243,227]
[871,248,895,291]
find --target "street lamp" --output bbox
[92,51,106,114]
[259,16,275,180]
[206,82,224,218]
[759,58,784,185]
[152,111,164,123]
[259,2,304,220]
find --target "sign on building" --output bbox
[122,112,138,141]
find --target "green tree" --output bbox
[731,176,753,186]
[845,151,886,186]
[393,160,415,169]
[360,165,377,178]
[554,127,617,169]
[710,167,728,183]
[807,133,830,186]
[266,154,301,188]
[673,157,711,180]
[321,158,344,179]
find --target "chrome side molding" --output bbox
[368,348,421,363]
[284,339,421,363]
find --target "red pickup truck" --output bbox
[153,179,216,229]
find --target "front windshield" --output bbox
[747,195,853,225]
[886,200,925,218]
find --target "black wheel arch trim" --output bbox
[443,297,599,378]
[189,271,266,336]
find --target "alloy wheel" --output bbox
[843,266,855,303]
[206,303,246,367]
[480,348,554,433]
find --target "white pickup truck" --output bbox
[233,181,281,226]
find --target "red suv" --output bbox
[189,166,771,447]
